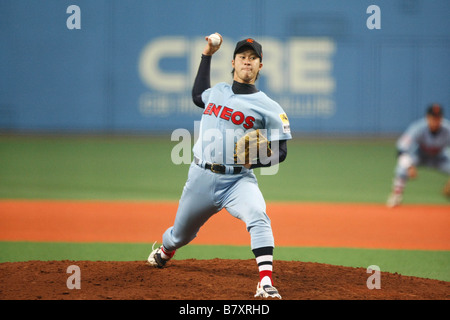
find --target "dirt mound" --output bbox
[1,259,448,300]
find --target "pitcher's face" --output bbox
[232,49,262,84]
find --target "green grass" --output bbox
[0,135,448,204]
[0,241,448,282]
[0,135,448,283]
[0,135,187,200]
[256,138,449,204]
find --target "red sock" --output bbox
[253,247,274,287]
[260,270,273,286]
[161,246,175,260]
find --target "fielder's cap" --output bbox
[233,38,263,61]
[426,103,443,117]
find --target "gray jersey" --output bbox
[193,82,292,165]
[397,118,450,157]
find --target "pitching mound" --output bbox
[1,259,448,300]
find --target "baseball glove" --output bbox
[234,129,272,165]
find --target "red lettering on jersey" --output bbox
[204,101,256,129]
[211,104,222,117]
[231,111,245,125]
[204,103,213,115]
[243,116,255,129]
[220,107,233,121]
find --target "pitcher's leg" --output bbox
[223,174,279,297]
[224,174,274,249]
[148,164,218,268]
[162,164,219,251]
[162,203,218,251]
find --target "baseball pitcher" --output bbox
[147,33,292,299]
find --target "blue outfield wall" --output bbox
[1,0,449,135]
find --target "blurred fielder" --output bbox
[387,103,450,207]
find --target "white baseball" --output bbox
[208,33,221,46]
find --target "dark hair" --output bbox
[426,103,443,117]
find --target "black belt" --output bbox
[194,157,242,174]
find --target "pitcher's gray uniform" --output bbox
[163,82,291,251]
[148,35,292,299]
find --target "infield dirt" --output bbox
[1,259,449,300]
[1,201,449,250]
[0,200,449,300]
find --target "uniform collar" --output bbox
[232,81,259,94]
